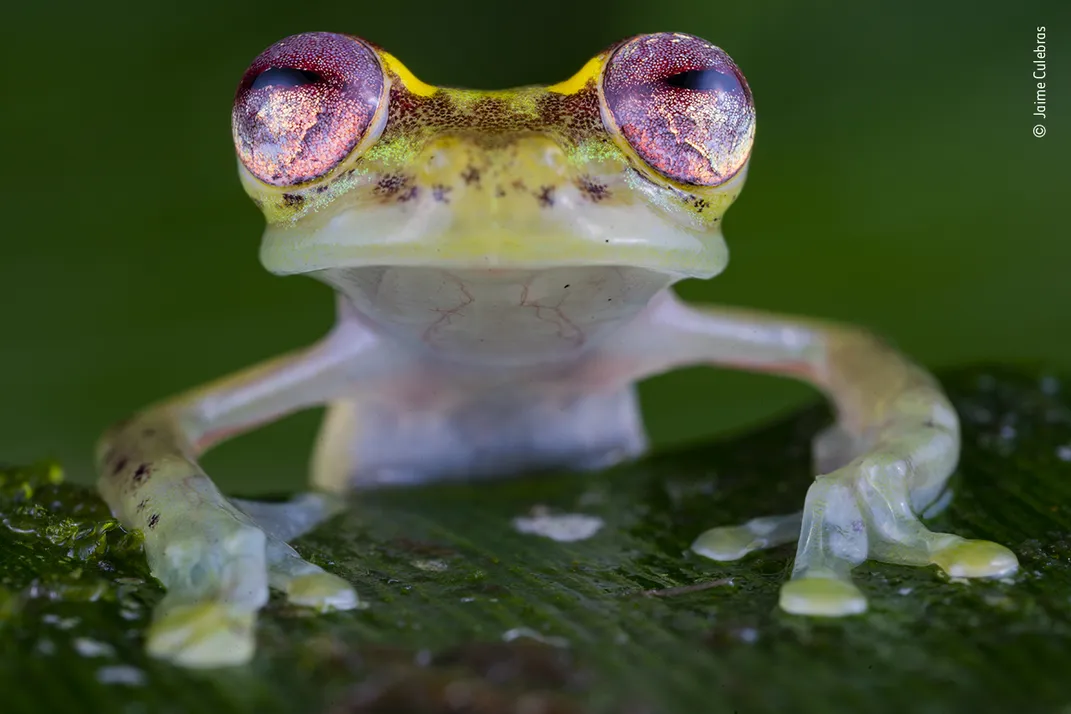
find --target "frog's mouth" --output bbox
[258,198,730,280]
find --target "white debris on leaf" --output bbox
[502,627,570,648]
[412,559,449,572]
[42,614,80,630]
[96,665,146,686]
[73,638,115,658]
[512,506,604,543]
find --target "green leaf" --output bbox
[2,366,1069,714]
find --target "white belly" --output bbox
[315,381,647,488]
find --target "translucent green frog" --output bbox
[96,31,1018,667]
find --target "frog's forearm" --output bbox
[94,325,376,666]
[632,295,951,447]
[627,295,1015,616]
[96,328,371,527]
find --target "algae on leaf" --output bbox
[2,366,1071,714]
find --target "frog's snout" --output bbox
[393,134,603,216]
[415,135,575,188]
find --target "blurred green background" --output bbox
[2,0,1065,492]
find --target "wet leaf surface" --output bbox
[2,366,1070,714]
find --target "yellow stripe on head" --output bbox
[547,55,605,95]
[379,52,438,97]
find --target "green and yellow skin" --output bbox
[96,32,1018,668]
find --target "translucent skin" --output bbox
[96,32,1018,668]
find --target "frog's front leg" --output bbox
[620,294,1018,616]
[96,318,379,666]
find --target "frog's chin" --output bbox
[258,207,729,280]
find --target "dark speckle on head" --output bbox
[375,173,409,197]
[398,186,419,203]
[432,184,452,203]
[461,166,481,185]
[148,513,160,529]
[112,457,128,476]
[282,193,304,208]
[692,197,710,213]
[494,185,507,198]
[577,176,610,202]
[536,185,555,207]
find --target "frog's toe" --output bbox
[264,538,361,611]
[147,601,256,668]
[691,512,802,561]
[691,525,760,561]
[930,538,1019,579]
[284,572,361,611]
[779,576,868,617]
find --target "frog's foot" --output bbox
[693,453,1018,618]
[782,452,1017,617]
[235,493,360,610]
[145,493,358,667]
[691,512,802,561]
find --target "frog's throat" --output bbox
[258,220,729,280]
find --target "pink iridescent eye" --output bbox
[601,33,755,187]
[232,32,384,187]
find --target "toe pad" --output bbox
[779,577,867,617]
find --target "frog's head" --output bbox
[233,32,754,280]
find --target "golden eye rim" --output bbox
[595,32,756,191]
[231,32,393,190]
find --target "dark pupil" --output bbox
[664,69,735,92]
[250,67,322,91]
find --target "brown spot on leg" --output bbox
[148,513,160,529]
[112,457,128,476]
[133,463,152,483]
[136,499,148,512]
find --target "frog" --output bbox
[96,31,1019,668]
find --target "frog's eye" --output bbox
[232,32,384,187]
[601,33,755,187]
